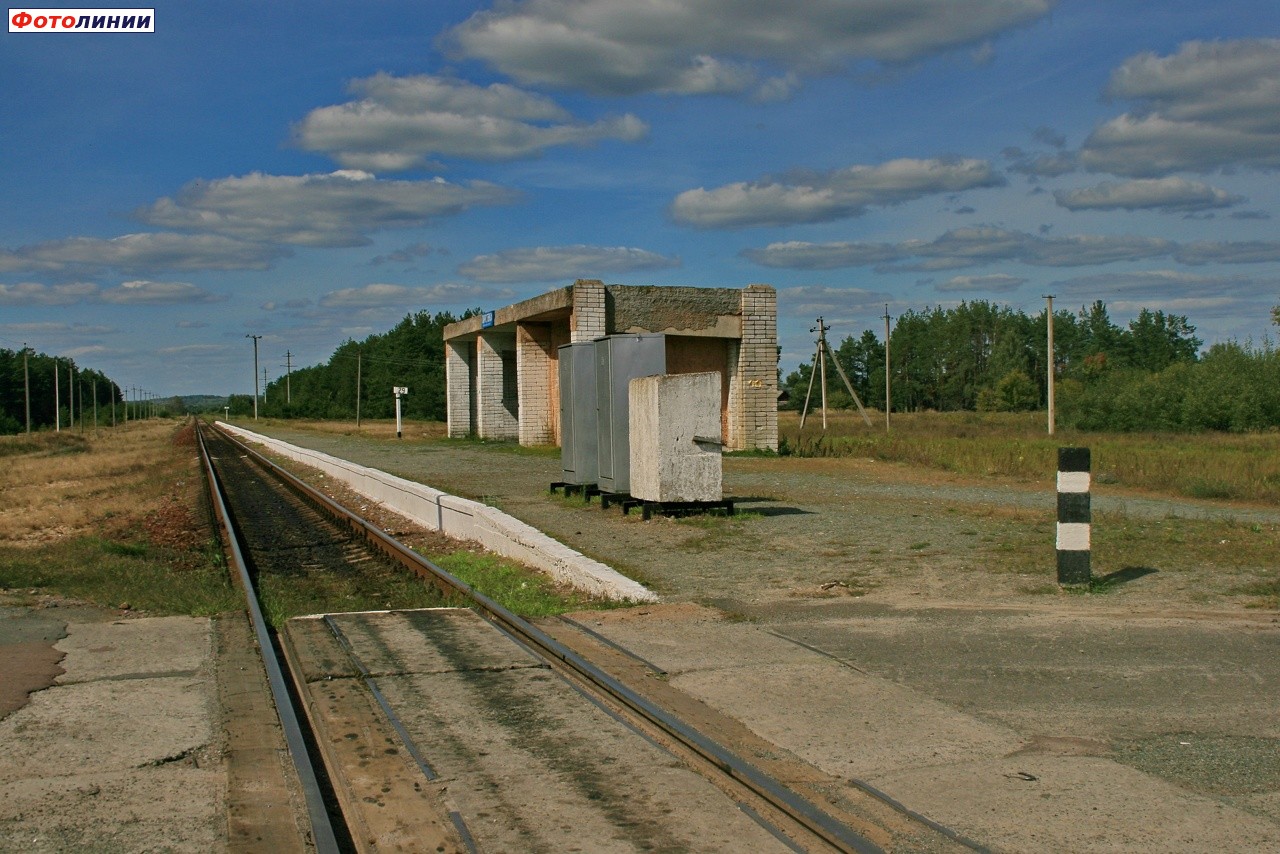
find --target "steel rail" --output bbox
[196,425,343,854]
[206,421,886,854]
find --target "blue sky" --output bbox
[3,1,1279,396]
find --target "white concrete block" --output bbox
[215,423,656,602]
[628,373,723,503]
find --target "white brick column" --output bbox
[517,322,554,445]
[477,332,519,440]
[445,339,474,438]
[725,339,741,449]
[571,279,607,342]
[732,284,778,451]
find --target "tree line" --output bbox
[782,300,1280,432]
[0,347,125,434]
[247,310,469,421]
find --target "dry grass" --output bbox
[780,410,1280,504]
[0,424,182,543]
[225,416,449,442]
[0,420,238,615]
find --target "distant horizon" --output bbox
[4,2,1279,396]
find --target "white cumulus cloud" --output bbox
[776,285,896,318]
[1054,177,1242,212]
[1081,39,1280,176]
[741,227,1237,271]
[0,281,99,306]
[318,282,513,308]
[99,280,222,305]
[671,158,1004,228]
[741,241,903,269]
[444,0,1054,97]
[137,170,519,248]
[458,245,680,283]
[936,274,1027,292]
[0,233,288,275]
[295,73,648,171]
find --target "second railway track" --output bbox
[198,420,977,853]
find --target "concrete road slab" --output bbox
[0,615,225,852]
[871,755,1280,853]
[55,614,211,684]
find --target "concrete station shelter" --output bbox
[443,279,778,452]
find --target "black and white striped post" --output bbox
[1056,447,1091,586]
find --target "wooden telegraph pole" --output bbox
[1044,294,1056,436]
[798,317,872,432]
[883,304,891,433]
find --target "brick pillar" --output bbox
[477,332,519,440]
[517,322,554,445]
[445,339,474,438]
[732,284,778,452]
[725,339,741,448]
[571,279,607,342]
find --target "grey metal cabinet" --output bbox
[557,341,599,486]
[595,334,666,494]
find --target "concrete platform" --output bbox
[0,610,226,852]
[576,603,1280,852]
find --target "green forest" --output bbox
[7,302,1277,436]
[241,309,470,421]
[0,348,124,434]
[782,300,1280,432]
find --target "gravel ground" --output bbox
[245,423,1280,612]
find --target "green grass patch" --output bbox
[1184,479,1239,500]
[1234,578,1280,609]
[445,435,560,457]
[102,540,149,557]
[0,537,239,616]
[669,510,763,554]
[255,557,459,628]
[1094,513,1277,572]
[428,549,626,617]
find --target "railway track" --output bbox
[198,420,977,853]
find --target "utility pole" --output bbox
[68,364,74,430]
[355,348,362,428]
[283,351,293,404]
[799,316,871,432]
[22,343,30,434]
[1044,294,1056,436]
[262,367,269,410]
[54,358,60,432]
[883,304,892,433]
[246,334,262,420]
